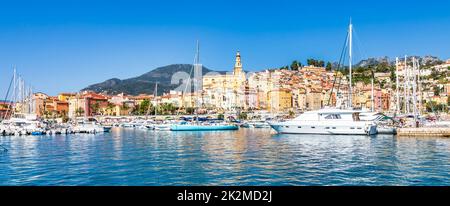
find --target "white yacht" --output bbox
[2,114,46,135]
[269,108,377,135]
[72,119,104,134]
[242,120,271,128]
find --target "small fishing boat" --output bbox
[31,131,45,135]
[72,119,104,134]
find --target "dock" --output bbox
[397,127,450,137]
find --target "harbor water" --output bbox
[0,128,449,185]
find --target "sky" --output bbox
[0,0,449,96]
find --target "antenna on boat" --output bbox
[348,18,353,109]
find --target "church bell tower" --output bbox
[233,51,243,75]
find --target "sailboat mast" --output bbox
[403,55,407,114]
[412,57,419,120]
[348,21,353,109]
[406,57,410,114]
[154,83,158,116]
[371,75,374,112]
[395,57,400,114]
[417,60,423,116]
[11,66,17,117]
[195,41,200,125]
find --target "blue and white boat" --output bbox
[170,42,239,132]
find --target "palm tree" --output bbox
[121,103,130,115]
[106,103,115,116]
[75,107,84,117]
[90,102,100,116]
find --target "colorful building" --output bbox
[267,88,292,112]
[202,51,247,110]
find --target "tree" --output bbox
[185,107,195,114]
[238,112,248,120]
[433,86,440,96]
[106,103,115,115]
[307,58,315,66]
[290,60,299,71]
[217,113,224,120]
[121,103,130,115]
[326,62,333,71]
[318,60,325,67]
[139,99,150,115]
[307,58,325,67]
[160,103,176,115]
[390,68,396,82]
[288,110,295,118]
[90,102,100,115]
[75,107,84,117]
[280,65,289,70]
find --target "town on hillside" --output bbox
[1,52,450,122]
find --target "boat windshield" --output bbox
[324,114,342,119]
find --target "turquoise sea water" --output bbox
[0,128,449,185]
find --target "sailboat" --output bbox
[151,83,173,131]
[170,41,238,131]
[1,67,46,135]
[269,21,378,135]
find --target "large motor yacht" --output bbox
[268,108,377,135]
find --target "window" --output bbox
[357,127,362,130]
[325,127,330,129]
[311,126,316,129]
[350,127,355,129]
[332,127,336,129]
[324,114,342,119]
[298,126,302,128]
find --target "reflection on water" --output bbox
[0,128,449,185]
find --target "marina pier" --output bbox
[397,127,450,137]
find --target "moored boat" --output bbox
[170,124,238,131]
[269,108,377,135]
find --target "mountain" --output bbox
[355,56,444,68]
[82,64,226,95]
[356,56,391,67]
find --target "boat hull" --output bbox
[376,127,397,134]
[269,121,377,135]
[103,126,112,132]
[170,125,239,131]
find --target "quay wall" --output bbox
[397,128,450,137]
